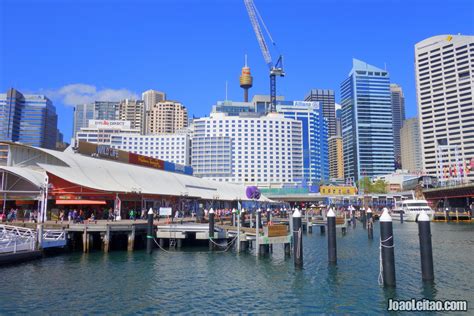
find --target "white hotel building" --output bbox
[75,120,140,146]
[415,34,474,182]
[110,133,190,165]
[191,112,303,187]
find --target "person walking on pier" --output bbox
[59,210,65,224]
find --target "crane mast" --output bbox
[244,0,285,112]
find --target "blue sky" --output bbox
[1,0,473,139]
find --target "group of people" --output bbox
[0,208,39,223]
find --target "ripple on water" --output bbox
[0,222,472,314]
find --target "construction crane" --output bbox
[244,0,285,112]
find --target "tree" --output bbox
[371,179,388,194]
[357,177,372,194]
[357,177,388,194]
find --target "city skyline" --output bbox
[1,0,472,139]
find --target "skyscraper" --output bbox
[95,101,119,121]
[276,101,328,187]
[73,103,96,137]
[400,117,422,173]
[341,59,394,183]
[73,101,119,137]
[0,88,58,149]
[415,34,474,182]
[146,101,188,134]
[118,99,145,133]
[142,90,166,111]
[390,84,405,167]
[304,89,336,137]
[328,136,344,180]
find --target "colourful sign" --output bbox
[129,153,164,169]
[320,185,357,196]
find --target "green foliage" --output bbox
[357,177,388,194]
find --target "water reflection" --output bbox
[0,223,472,314]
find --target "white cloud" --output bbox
[47,83,138,106]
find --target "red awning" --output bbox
[55,200,107,205]
[15,200,35,205]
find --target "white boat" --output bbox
[391,200,434,222]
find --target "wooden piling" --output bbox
[127,226,135,252]
[83,226,88,253]
[103,225,110,253]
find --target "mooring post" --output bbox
[128,225,135,252]
[380,208,396,287]
[351,206,356,228]
[445,208,449,222]
[400,210,404,224]
[266,208,271,226]
[232,208,236,226]
[237,211,241,252]
[209,208,215,250]
[361,207,366,229]
[320,225,325,234]
[36,224,44,250]
[104,224,110,253]
[241,209,246,227]
[327,208,337,264]
[292,208,303,268]
[256,209,261,256]
[146,208,154,254]
[83,226,88,253]
[367,208,373,239]
[418,210,434,281]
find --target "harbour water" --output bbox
[1,222,472,314]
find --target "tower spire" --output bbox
[239,55,253,102]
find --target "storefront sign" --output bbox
[88,120,131,129]
[159,207,172,216]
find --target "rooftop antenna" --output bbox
[384,62,387,71]
[245,54,248,67]
[225,80,228,101]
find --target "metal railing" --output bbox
[0,224,37,254]
[43,229,65,241]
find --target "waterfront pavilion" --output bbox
[0,142,272,220]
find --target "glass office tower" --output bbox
[277,101,328,189]
[341,59,394,183]
[0,88,58,149]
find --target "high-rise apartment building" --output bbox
[305,89,336,137]
[415,34,474,182]
[276,101,328,186]
[146,101,188,134]
[0,88,58,149]
[191,112,303,187]
[118,99,145,133]
[142,89,166,110]
[341,59,394,183]
[328,136,344,180]
[390,84,406,166]
[400,117,422,173]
